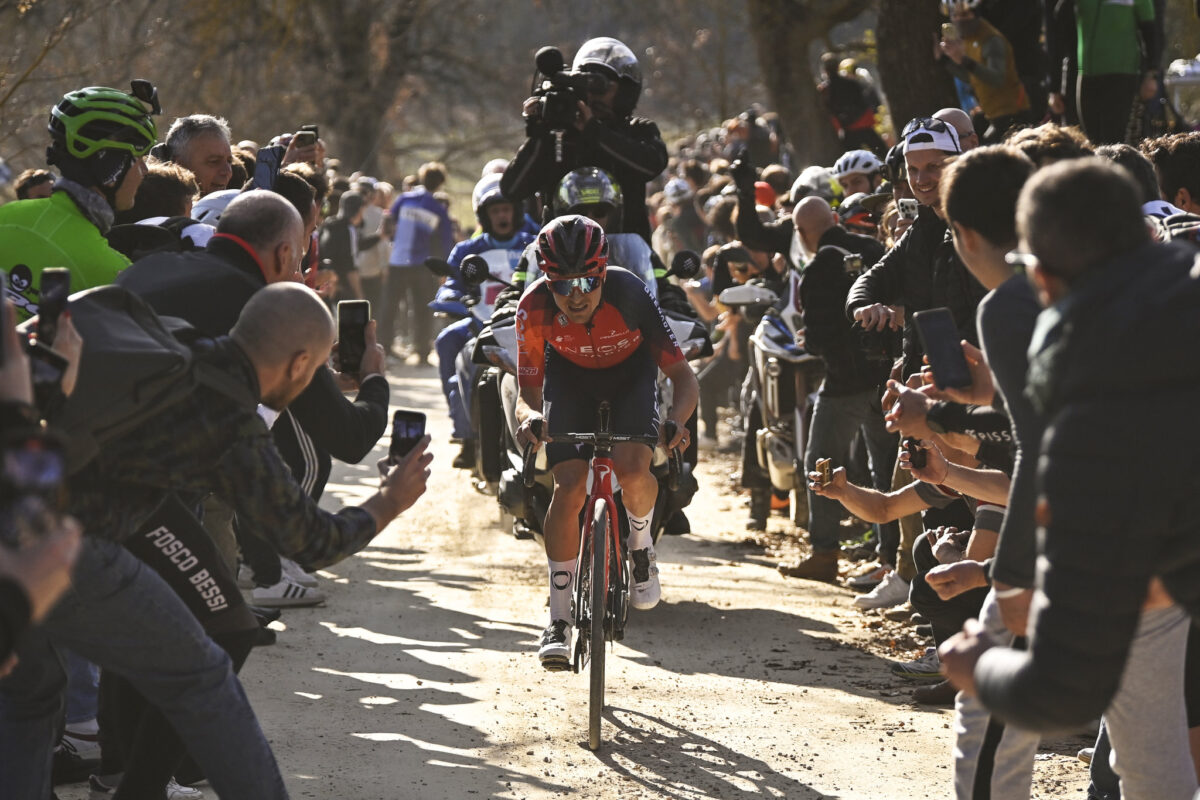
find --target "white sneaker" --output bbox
[280,557,318,588]
[889,646,942,681]
[630,547,661,610]
[251,574,326,608]
[852,571,909,609]
[88,774,204,799]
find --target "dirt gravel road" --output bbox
[60,363,1091,800]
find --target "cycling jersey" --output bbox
[0,188,130,321]
[515,266,683,388]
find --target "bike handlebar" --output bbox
[522,424,682,490]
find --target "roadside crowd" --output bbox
[3,8,1200,800]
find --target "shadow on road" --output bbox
[595,706,838,799]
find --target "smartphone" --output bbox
[389,409,426,462]
[336,300,370,374]
[253,144,285,190]
[37,268,70,347]
[913,307,972,389]
[293,130,317,148]
[897,198,920,222]
[299,124,319,139]
[815,458,832,486]
[842,254,864,277]
[941,22,960,41]
[903,437,927,470]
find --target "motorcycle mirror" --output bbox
[669,250,701,280]
[423,257,453,278]
[460,254,491,286]
[718,283,779,308]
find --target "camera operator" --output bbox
[501,37,668,244]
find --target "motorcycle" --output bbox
[718,269,825,527]
[469,250,710,546]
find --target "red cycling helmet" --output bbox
[536,214,608,279]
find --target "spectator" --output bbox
[1004,122,1094,166]
[14,169,54,200]
[936,0,1033,142]
[115,161,199,224]
[1142,132,1200,214]
[818,52,886,155]
[785,197,895,583]
[941,158,1200,799]
[0,280,430,799]
[356,179,392,314]
[319,190,369,301]
[380,161,453,364]
[159,114,234,196]
[1046,0,1159,145]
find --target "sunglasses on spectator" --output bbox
[548,275,603,296]
[901,117,954,138]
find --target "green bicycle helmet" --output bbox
[48,80,159,160]
[47,80,160,196]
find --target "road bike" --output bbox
[523,402,679,750]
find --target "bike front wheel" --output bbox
[588,501,609,750]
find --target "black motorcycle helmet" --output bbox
[572,37,642,119]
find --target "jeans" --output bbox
[63,649,99,725]
[435,316,481,440]
[0,537,288,800]
[803,388,898,552]
[380,266,437,358]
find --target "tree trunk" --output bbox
[745,0,872,168]
[876,0,958,132]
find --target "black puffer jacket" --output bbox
[845,206,988,378]
[975,240,1200,732]
[798,226,886,396]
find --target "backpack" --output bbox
[28,284,257,474]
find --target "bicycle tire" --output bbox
[588,501,608,750]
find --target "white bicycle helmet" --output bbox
[790,166,844,207]
[832,150,883,181]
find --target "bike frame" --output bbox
[577,446,625,663]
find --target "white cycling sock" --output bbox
[548,557,576,623]
[627,509,654,551]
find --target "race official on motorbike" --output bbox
[433,175,535,469]
[513,216,698,670]
[501,37,668,244]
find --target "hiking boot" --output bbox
[778,550,839,582]
[890,647,943,681]
[251,574,326,608]
[538,620,572,671]
[745,489,770,531]
[912,679,957,705]
[630,547,661,610]
[852,571,909,609]
[452,440,476,470]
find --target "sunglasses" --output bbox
[901,116,953,138]
[548,275,603,296]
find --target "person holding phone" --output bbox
[159,114,234,197]
[845,117,989,596]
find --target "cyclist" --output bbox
[513,215,698,669]
[1,81,159,321]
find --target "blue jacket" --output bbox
[387,187,453,266]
